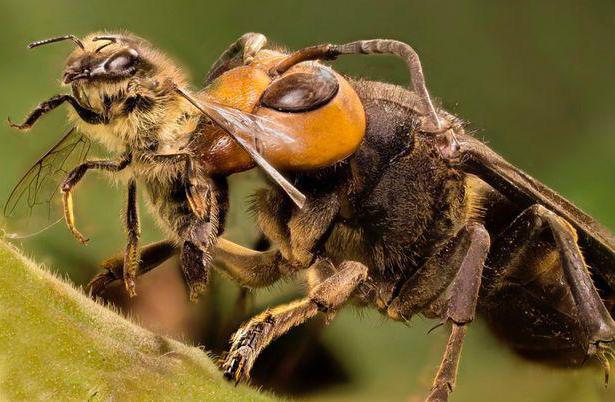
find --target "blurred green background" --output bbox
[1,1,615,401]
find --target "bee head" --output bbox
[28,32,186,90]
[64,33,158,86]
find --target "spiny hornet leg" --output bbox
[542,208,615,347]
[252,189,293,260]
[222,260,368,384]
[387,223,488,322]
[123,179,140,297]
[60,155,131,244]
[482,204,615,387]
[426,223,490,402]
[205,32,267,84]
[271,39,441,130]
[239,33,267,64]
[87,240,178,298]
[288,192,339,267]
[387,223,490,402]
[213,238,290,288]
[8,94,104,130]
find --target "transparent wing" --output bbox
[176,88,306,208]
[3,127,92,238]
[198,99,297,147]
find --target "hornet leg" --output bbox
[386,223,490,402]
[426,224,490,402]
[214,238,290,288]
[483,205,615,383]
[222,260,368,383]
[252,188,340,267]
[271,39,440,130]
[205,33,267,84]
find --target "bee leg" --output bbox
[122,179,140,297]
[271,39,441,130]
[184,159,209,220]
[180,177,227,302]
[8,94,104,130]
[205,33,267,84]
[61,189,89,245]
[146,164,225,300]
[60,155,132,244]
[181,239,211,302]
[222,260,368,384]
[87,240,179,298]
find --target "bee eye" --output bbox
[104,49,138,74]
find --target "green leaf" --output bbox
[0,240,280,401]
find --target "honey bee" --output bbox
[6,32,316,299]
[7,32,615,402]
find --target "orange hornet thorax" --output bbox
[191,50,366,175]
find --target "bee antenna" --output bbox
[92,35,120,42]
[28,35,85,50]
[91,36,130,53]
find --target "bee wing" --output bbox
[458,133,615,287]
[176,88,306,209]
[3,127,92,238]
